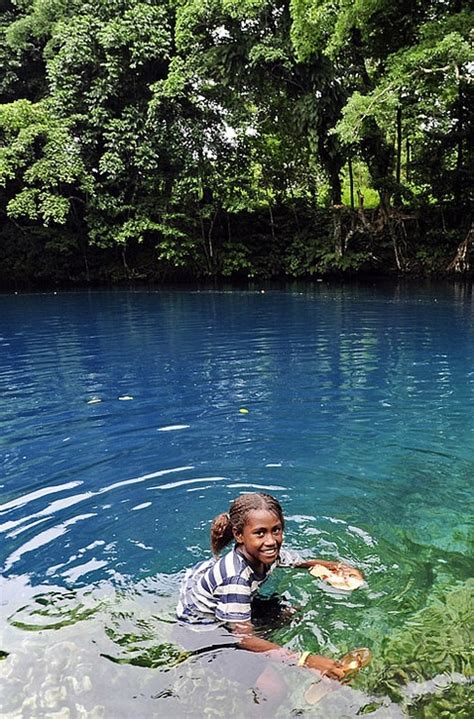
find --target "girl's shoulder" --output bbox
[183,556,216,583]
[186,548,245,584]
[210,547,252,583]
[219,546,247,572]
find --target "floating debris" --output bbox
[158,424,190,432]
[239,408,249,414]
[118,395,134,401]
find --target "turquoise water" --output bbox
[0,284,472,717]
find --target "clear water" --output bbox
[1,285,472,718]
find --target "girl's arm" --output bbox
[230,621,345,680]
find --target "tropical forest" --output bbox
[0,0,472,286]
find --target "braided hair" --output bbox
[210,493,284,556]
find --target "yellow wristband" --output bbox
[298,650,311,667]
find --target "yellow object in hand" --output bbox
[298,650,311,667]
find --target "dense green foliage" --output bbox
[0,0,472,284]
[360,580,473,718]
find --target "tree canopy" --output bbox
[0,0,472,284]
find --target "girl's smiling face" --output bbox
[233,509,283,570]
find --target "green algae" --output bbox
[101,641,190,670]
[8,590,105,631]
[102,616,191,670]
[355,580,473,716]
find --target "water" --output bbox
[0,284,472,718]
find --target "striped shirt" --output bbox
[176,546,301,625]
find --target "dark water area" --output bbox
[0,284,472,717]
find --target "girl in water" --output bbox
[176,492,369,694]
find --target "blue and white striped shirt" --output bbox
[176,547,301,625]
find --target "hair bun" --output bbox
[210,512,233,555]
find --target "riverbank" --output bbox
[0,206,471,290]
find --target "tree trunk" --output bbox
[82,243,90,283]
[454,80,464,207]
[406,138,411,183]
[329,170,343,256]
[357,190,370,230]
[268,204,276,243]
[199,209,219,274]
[333,208,343,257]
[379,193,403,271]
[395,105,402,205]
[199,211,210,272]
[447,224,474,273]
[348,157,355,210]
[208,209,218,267]
[121,247,130,275]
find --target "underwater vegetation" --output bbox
[356,580,473,718]
[4,550,472,716]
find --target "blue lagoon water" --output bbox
[0,285,472,717]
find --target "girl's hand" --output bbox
[303,654,346,681]
[301,647,372,681]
